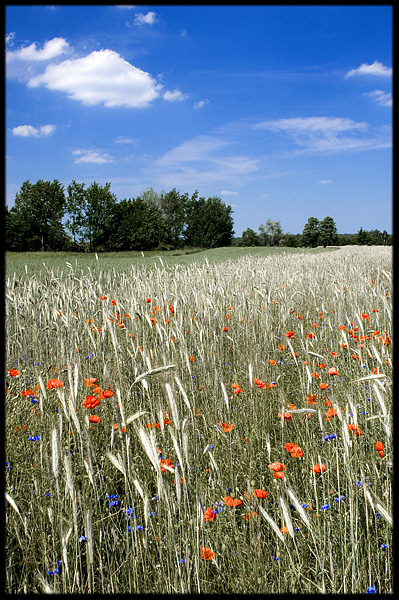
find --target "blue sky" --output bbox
[6,5,392,235]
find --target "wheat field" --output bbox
[5,246,392,594]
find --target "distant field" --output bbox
[5,245,391,594]
[6,245,335,278]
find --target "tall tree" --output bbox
[159,188,188,248]
[318,216,339,247]
[302,217,320,248]
[9,179,66,251]
[84,182,117,252]
[356,227,371,245]
[65,180,87,246]
[184,193,234,248]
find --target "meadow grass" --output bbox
[5,246,392,593]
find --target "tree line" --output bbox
[5,179,391,252]
[235,217,391,248]
[5,179,234,252]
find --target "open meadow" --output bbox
[5,245,392,594]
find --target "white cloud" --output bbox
[73,150,114,164]
[344,60,392,79]
[134,11,157,25]
[194,99,209,109]
[12,124,56,137]
[6,32,15,45]
[113,136,138,144]
[317,179,332,184]
[163,89,188,102]
[220,190,238,196]
[27,49,163,108]
[7,37,69,62]
[252,116,390,154]
[364,90,392,107]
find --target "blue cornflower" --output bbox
[109,500,119,507]
[289,504,296,511]
[366,586,376,594]
[272,557,280,561]
[320,504,329,511]
[5,462,12,470]
[137,525,143,531]
[79,536,87,542]
[178,558,185,565]
[380,544,391,550]
[48,571,54,576]
[124,508,135,517]
[107,494,117,499]
[54,569,60,575]
[227,487,232,492]
[29,435,40,441]
[150,512,157,517]
[335,495,345,501]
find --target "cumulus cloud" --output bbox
[27,49,163,108]
[73,150,114,164]
[163,89,188,102]
[134,11,157,25]
[7,37,69,62]
[344,60,392,79]
[252,116,390,154]
[12,124,56,137]
[364,90,392,107]
[194,99,209,109]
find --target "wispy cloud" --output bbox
[113,136,138,144]
[12,124,56,137]
[134,11,157,26]
[364,90,392,107]
[7,37,69,62]
[73,150,114,164]
[27,49,163,108]
[253,116,390,154]
[163,89,188,102]
[344,60,392,79]
[317,179,332,184]
[194,99,209,109]
[220,190,238,196]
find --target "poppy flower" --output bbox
[163,412,172,426]
[84,378,97,387]
[22,389,36,398]
[203,507,216,522]
[103,390,114,398]
[376,441,384,452]
[110,299,116,306]
[269,359,276,365]
[8,369,20,378]
[306,394,318,405]
[285,331,294,338]
[222,326,228,332]
[89,415,101,423]
[348,424,362,437]
[278,412,292,420]
[378,450,385,458]
[268,462,286,473]
[169,305,175,314]
[83,395,100,409]
[201,547,216,561]
[325,407,338,420]
[280,526,289,533]
[328,367,339,376]
[274,471,285,479]
[253,489,268,499]
[319,382,329,390]
[311,463,326,473]
[307,333,315,339]
[160,458,173,473]
[150,318,157,325]
[47,379,64,389]
[189,355,195,363]
[361,313,370,320]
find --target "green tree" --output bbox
[241,227,260,246]
[184,193,234,248]
[65,180,87,247]
[302,217,320,248]
[318,216,339,247]
[85,182,117,252]
[356,227,371,245]
[159,188,188,249]
[9,179,66,251]
[265,219,283,246]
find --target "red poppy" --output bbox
[269,359,276,365]
[219,421,234,432]
[103,390,114,398]
[319,382,329,390]
[110,299,116,306]
[201,547,216,561]
[285,331,294,338]
[22,389,36,398]
[378,450,385,458]
[376,441,384,452]
[84,378,97,387]
[203,507,216,522]
[89,415,101,423]
[325,407,337,420]
[8,369,20,378]
[278,412,292,420]
[160,458,173,473]
[361,313,370,320]
[307,332,314,339]
[274,471,285,479]
[268,462,286,472]
[280,526,289,533]
[328,367,339,376]
[83,395,100,409]
[253,489,268,499]
[311,463,326,473]
[47,379,64,389]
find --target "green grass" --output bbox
[6,245,334,278]
[5,246,392,593]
